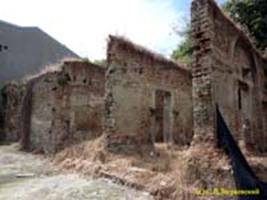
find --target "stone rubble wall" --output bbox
[2,0,267,156]
[105,36,193,152]
[1,83,25,142]
[28,61,106,154]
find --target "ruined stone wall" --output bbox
[29,61,106,154]
[105,36,193,152]
[191,0,267,152]
[0,86,6,141]
[1,83,25,142]
[261,66,267,151]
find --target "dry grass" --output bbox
[52,140,190,199]
[22,57,82,83]
[22,65,61,84]
[52,139,246,200]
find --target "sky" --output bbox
[0,0,225,60]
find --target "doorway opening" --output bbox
[152,90,172,144]
[237,81,252,150]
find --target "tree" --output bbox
[93,59,107,66]
[171,36,193,66]
[171,24,193,66]
[223,0,267,51]
[171,0,267,64]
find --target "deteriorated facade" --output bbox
[191,0,267,153]
[0,20,79,86]
[1,83,25,141]
[24,61,106,153]
[1,0,267,157]
[105,36,193,151]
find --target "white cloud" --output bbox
[0,0,184,60]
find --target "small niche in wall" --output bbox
[52,87,57,91]
[238,81,249,110]
[134,68,143,74]
[242,68,251,78]
[65,73,71,81]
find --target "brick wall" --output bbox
[105,36,193,152]
[191,0,216,144]
[191,0,267,153]
[29,61,106,154]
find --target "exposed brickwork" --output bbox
[105,36,193,152]
[191,0,215,144]
[28,61,106,154]
[192,0,267,153]
[2,0,267,157]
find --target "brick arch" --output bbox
[232,37,257,82]
[229,36,239,61]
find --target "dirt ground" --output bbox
[0,143,153,200]
[1,140,266,200]
[53,138,267,200]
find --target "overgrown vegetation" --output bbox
[43,76,50,83]
[82,57,107,66]
[171,25,193,67]
[57,73,71,87]
[82,57,91,63]
[171,0,267,65]
[93,59,107,66]
[223,0,267,51]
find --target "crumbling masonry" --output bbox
[0,83,25,142]
[21,61,106,153]
[0,0,267,157]
[191,0,267,153]
[104,36,193,152]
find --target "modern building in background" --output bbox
[0,20,79,85]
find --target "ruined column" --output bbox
[191,0,216,144]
